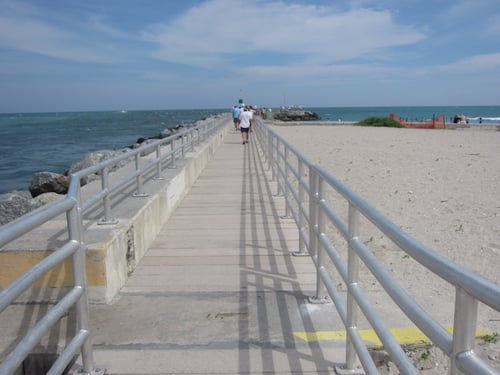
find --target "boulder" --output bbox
[33,192,64,206]
[0,191,44,225]
[273,110,320,122]
[29,172,70,197]
[0,191,64,226]
[67,149,131,185]
[158,129,175,139]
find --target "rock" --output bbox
[33,192,64,206]
[0,191,44,226]
[273,110,320,122]
[29,172,70,197]
[66,149,131,185]
[158,129,175,138]
[0,191,65,226]
[2,121,201,225]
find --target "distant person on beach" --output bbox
[232,105,241,130]
[238,107,253,144]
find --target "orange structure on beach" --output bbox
[390,113,445,129]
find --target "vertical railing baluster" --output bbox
[277,139,283,196]
[293,159,308,256]
[308,167,318,261]
[68,189,98,374]
[98,167,117,224]
[133,153,147,197]
[154,143,164,180]
[451,287,478,375]
[170,140,176,168]
[314,175,329,302]
[283,146,290,217]
[266,125,272,170]
[308,167,330,303]
[345,201,361,370]
[190,129,194,151]
[181,133,186,159]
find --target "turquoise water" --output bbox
[1,106,499,194]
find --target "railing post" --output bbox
[344,202,361,371]
[293,159,309,256]
[68,191,104,375]
[190,129,195,151]
[133,153,147,197]
[276,139,283,196]
[308,166,324,303]
[154,143,164,180]
[283,147,290,217]
[266,125,272,170]
[314,175,329,302]
[98,167,118,225]
[450,287,478,375]
[308,167,319,261]
[181,133,186,159]
[271,135,277,183]
[170,140,177,168]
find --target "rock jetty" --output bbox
[273,108,320,122]
[0,119,208,226]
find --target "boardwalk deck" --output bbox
[82,128,346,374]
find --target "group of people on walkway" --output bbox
[232,104,256,145]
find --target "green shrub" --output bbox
[356,117,404,128]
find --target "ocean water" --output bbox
[1,106,499,195]
[308,105,500,124]
[0,109,225,194]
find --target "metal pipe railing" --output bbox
[253,117,500,375]
[0,114,229,375]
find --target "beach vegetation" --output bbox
[481,332,499,344]
[356,117,404,128]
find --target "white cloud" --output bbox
[0,4,116,63]
[439,53,500,73]
[0,16,89,62]
[242,62,395,78]
[143,0,426,68]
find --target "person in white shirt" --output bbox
[238,107,253,144]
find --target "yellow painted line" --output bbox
[293,325,492,348]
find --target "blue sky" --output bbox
[1,0,499,112]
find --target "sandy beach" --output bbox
[271,123,500,371]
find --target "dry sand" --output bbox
[271,123,500,372]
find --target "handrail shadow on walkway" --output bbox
[76,128,347,374]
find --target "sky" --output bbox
[0,0,499,112]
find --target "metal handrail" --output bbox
[253,117,500,375]
[0,114,228,375]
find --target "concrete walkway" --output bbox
[84,128,346,374]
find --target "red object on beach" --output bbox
[389,113,445,129]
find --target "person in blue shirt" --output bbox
[232,105,241,130]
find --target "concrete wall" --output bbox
[0,119,231,304]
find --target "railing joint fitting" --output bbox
[335,364,365,375]
[307,295,332,304]
[292,251,310,257]
[73,366,106,375]
[97,218,118,225]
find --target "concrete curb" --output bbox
[0,120,231,304]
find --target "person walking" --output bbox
[238,106,253,144]
[232,105,241,130]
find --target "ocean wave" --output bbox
[468,116,500,121]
